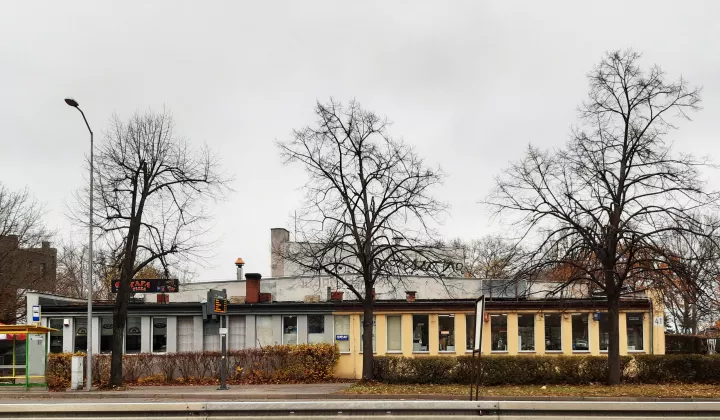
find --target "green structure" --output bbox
[0,324,55,389]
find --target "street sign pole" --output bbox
[218,314,228,390]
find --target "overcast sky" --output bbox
[1,1,719,281]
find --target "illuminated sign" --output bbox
[213,297,227,314]
[112,278,179,293]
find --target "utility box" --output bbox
[71,356,84,390]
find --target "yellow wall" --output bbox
[332,307,663,379]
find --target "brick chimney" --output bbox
[245,273,262,304]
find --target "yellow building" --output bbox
[331,298,664,379]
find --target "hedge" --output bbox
[634,355,720,384]
[375,355,633,385]
[666,334,710,354]
[46,343,340,390]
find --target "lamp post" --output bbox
[65,98,93,391]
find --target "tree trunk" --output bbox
[361,299,374,381]
[109,261,132,386]
[607,294,621,385]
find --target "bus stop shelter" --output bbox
[0,324,55,389]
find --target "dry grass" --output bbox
[341,383,720,398]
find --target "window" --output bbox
[386,316,402,352]
[283,316,298,345]
[49,319,63,353]
[359,316,376,353]
[308,315,325,344]
[152,318,167,353]
[229,316,246,350]
[598,313,610,351]
[438,315,456,352]
[203,320,220,351]
[74,318,88,353]
[491,314,508,352]
[466,315,476,351]
[627,313,644,351]
[544,314,562,352]
[412,315,429,352]
[334,315,350,353]
[177,316,194,352]
[100,317,113,353]
[125,317,142,354]
[256,315,274,347]
[518,314,535,351]
[572,313,589,351]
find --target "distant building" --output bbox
[0,235,57,323]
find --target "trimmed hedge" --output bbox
[375,355,634,385]
[46,343,340,390]
[634,355,720,384]
[666,335,710,354]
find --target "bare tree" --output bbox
[277,99,447,380]
[655,217,720,334]
[487,50,716,384]
[454,235,523,279]
[0,183,51,323]
[79,109,227,387]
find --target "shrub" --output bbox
[634,355,720,384]
[123,353,153,383]
[46,353,84,391]
[666,335,710,354]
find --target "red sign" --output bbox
[112,278,179,293]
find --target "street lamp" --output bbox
[65,98,93,391]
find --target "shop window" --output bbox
[74,318,88,353]
[544,314,562,351]
[491,314,508,352]
[627,313,644,351]
[308,315,325,344]
[126,317,142,354]
[386,316,402,352]
[177,316,194,352]
[203,320,220,351]
[49,319,64,353]
[598,313,609,351]
[412,315,429,352]
[256,315,274,347]
[283,316,298,345]
[152,318,167,353]
[466,315,476,351]
[359,316,376,353]
[572,313,589,351]
[229,316,246,350]
[438,315,455,352]
[518,314,535,351]
[100,317,113,353]
[333,315,350,353]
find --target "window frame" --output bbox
[571,313,590,353]
[626,312,645,352]
[333,315,351,354]
[544,313,563,353]
[517,313,535,353]
[151,317,168,354]
[490,314,508,353]
[386,315,403,353]
[411,314,430,354]
[437,314,456,353]
[465,314,476,353]
[48,318,64,354]
[307,314,326,344]
[282,315,298,345]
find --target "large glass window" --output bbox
[572,313,589,351]
[386,316,402,352]
[466,315,476,351]
[177,316,194,352]
[333,315,350,353]
[518,314,535,351]
[491,314,508,352]
[627,313,644,351]
[283,316,298,345]
[308,315,325,344]
[74,318,88,353]
[125,317,142,354]
[438,315,456,352]
[544,314,562,352]
[152,318,167,353]
[598,313,610,351]
[412,315,429,352]
[256,315,274,347]
[48,319,64,353]
[101,317,113,353]
[359,316,376,353]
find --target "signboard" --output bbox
[654,316,664,326]
[473,296,485,352]
[112,278,179,293]
[207,289,228,315]
[213,297,228,314]
[32,305,41,322]
[335,334,349,341]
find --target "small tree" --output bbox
[487,50,716,384]
[81,109,227,386]
[277,99,447,380]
